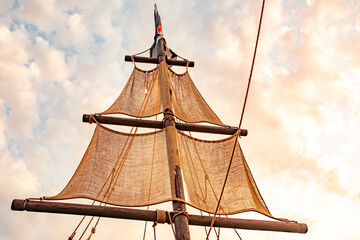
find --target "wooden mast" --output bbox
[152,4,190,238]
[158,57,191,239]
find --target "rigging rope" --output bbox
[142,115,158,240]
[206,0,267,238]
[131,48,151,67]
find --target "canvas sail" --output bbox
[47,64,271,216]
[101,64,225,126]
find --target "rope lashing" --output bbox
[162,114,176,126]
[22,199,29,210]
[171,210,189,222]
[155,210,190,238]
[89,114,103,125]
[22,198,43,210]
[156,209,167,224]
[89,114,95,124]
[206,0,267,238]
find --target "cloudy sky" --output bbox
[1,0,360,239]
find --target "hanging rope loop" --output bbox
[129,47,151,68]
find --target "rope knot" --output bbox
[171,210,189,222]
[89,114,95,124]
[155,209,167,224]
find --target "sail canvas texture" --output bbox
[47,123,270,216]
[47,64,271,216]
[47,124,173,206]
[102,65,225,126]
[178,131,270,215]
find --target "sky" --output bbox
[1,0,360,239]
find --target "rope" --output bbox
[176,54,189,64]
[206,0,267,238]
[85,217,101,240]
[152,222,157,240]
[22,199,29,210]
[131,55,136,67]
[165,210,189,239]
[238,0,265,130]
[142,220,149,240]
[171,210,189,222]
[167,211,177,239]
[130,47,151,67]
[156,209,167,224]
[143,115,158,240]
[68,215,87,240]
[78,216,95,240]
[162,114,175,124]
[224,215,243,239]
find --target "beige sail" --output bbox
[177,130,270,215]
[47,123,271,216]
[101,65,225,126]
[47,124,173,206]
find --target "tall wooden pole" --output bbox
[158,54,191,240]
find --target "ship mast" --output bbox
[152,4,190,239]
[11,4,308,239]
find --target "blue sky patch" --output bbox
[59,47,79,64]
[24,23,50,44]
[10,0,20,10]
[9,19,21,32]
[5,104,12,118]
[93,34,106,45]
[24,58,36,68]
[7,140,24,158]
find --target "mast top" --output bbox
[154,4,163,37]
[150,4,177,60]
[125,3,194,67]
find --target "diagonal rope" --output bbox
[142,115,158,240]
[206,0,267,238]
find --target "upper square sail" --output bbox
[101,63,225,126]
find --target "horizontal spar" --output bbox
[124,55,195,67]
[11,199,307,233]
[82,114,247,136]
